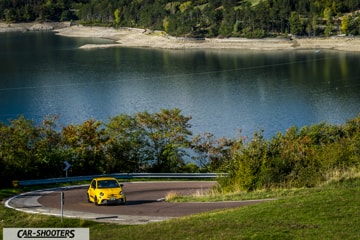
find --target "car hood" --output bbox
[99,188,122,194]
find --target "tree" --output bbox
[34,115,64,178]
[305,15,318,36]
[289,11,303,35]
[341,15,350,35]
[61,119,108,176]
[253,0,271,34]
[114,8,120,27]
[0,117,40,185]
[0,116,63,186]
[348,14,360,35]
[324,6,333,36]
[218,8,235,37]
[272,0,292,33]
[4,8,16,23]
[106,109,193,173]
[191,132,235,172]
[163,16,170,32]
[136,108,192,172]
[106,114,145,172]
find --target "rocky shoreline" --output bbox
[1,21,360,52]
[0,21,70,32]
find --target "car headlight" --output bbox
[99,192,104,197]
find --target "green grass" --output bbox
[1,178,359,240]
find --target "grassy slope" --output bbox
[1,178,359,240]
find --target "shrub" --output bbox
[220,116,360,192]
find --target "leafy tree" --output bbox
[305,15,318,36]
[253,0,271,34]
[106,114,145,172]
[0,116,63,186]
[179,1,192,13]
[0,117,40,185]
[61,119,108,176]
[348,14,360,35]
[163,16,170,32]
[220,130,269,191]
[4,8,16,23]
[289,11,302,35]
[106,109,193,173]
[270,0,292,33]
[34,115,64,178]
[135,108,192,172]
[114,8,120,27]
[341,15,350,35]
[191,132,235,172]
[324,6,334,36]
[218,8,235,37]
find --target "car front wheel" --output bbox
[94,196,99,206]
[119,198,126,205]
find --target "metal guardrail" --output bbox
[16,173,227,186]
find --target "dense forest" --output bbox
[1,109,359,191]
[1,0,360,37]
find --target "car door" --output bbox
[88,179,97,200]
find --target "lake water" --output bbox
[1,32,360,138]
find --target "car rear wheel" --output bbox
[87,194,91,203]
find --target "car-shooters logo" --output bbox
[3,228,89,240]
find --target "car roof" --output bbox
[92,177,118,181]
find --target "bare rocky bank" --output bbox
[2,21,360,52]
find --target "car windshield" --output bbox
[97,180,119,188]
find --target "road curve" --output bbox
[6,181,272,225]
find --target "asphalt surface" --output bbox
[6,181,271,225]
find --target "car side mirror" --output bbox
[120,184,124,187]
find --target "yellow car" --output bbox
[87,177,126,206]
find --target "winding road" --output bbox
[6,181,271,224]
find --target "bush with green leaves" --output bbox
[219,115,360,192]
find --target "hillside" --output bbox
[1,0,360,38]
